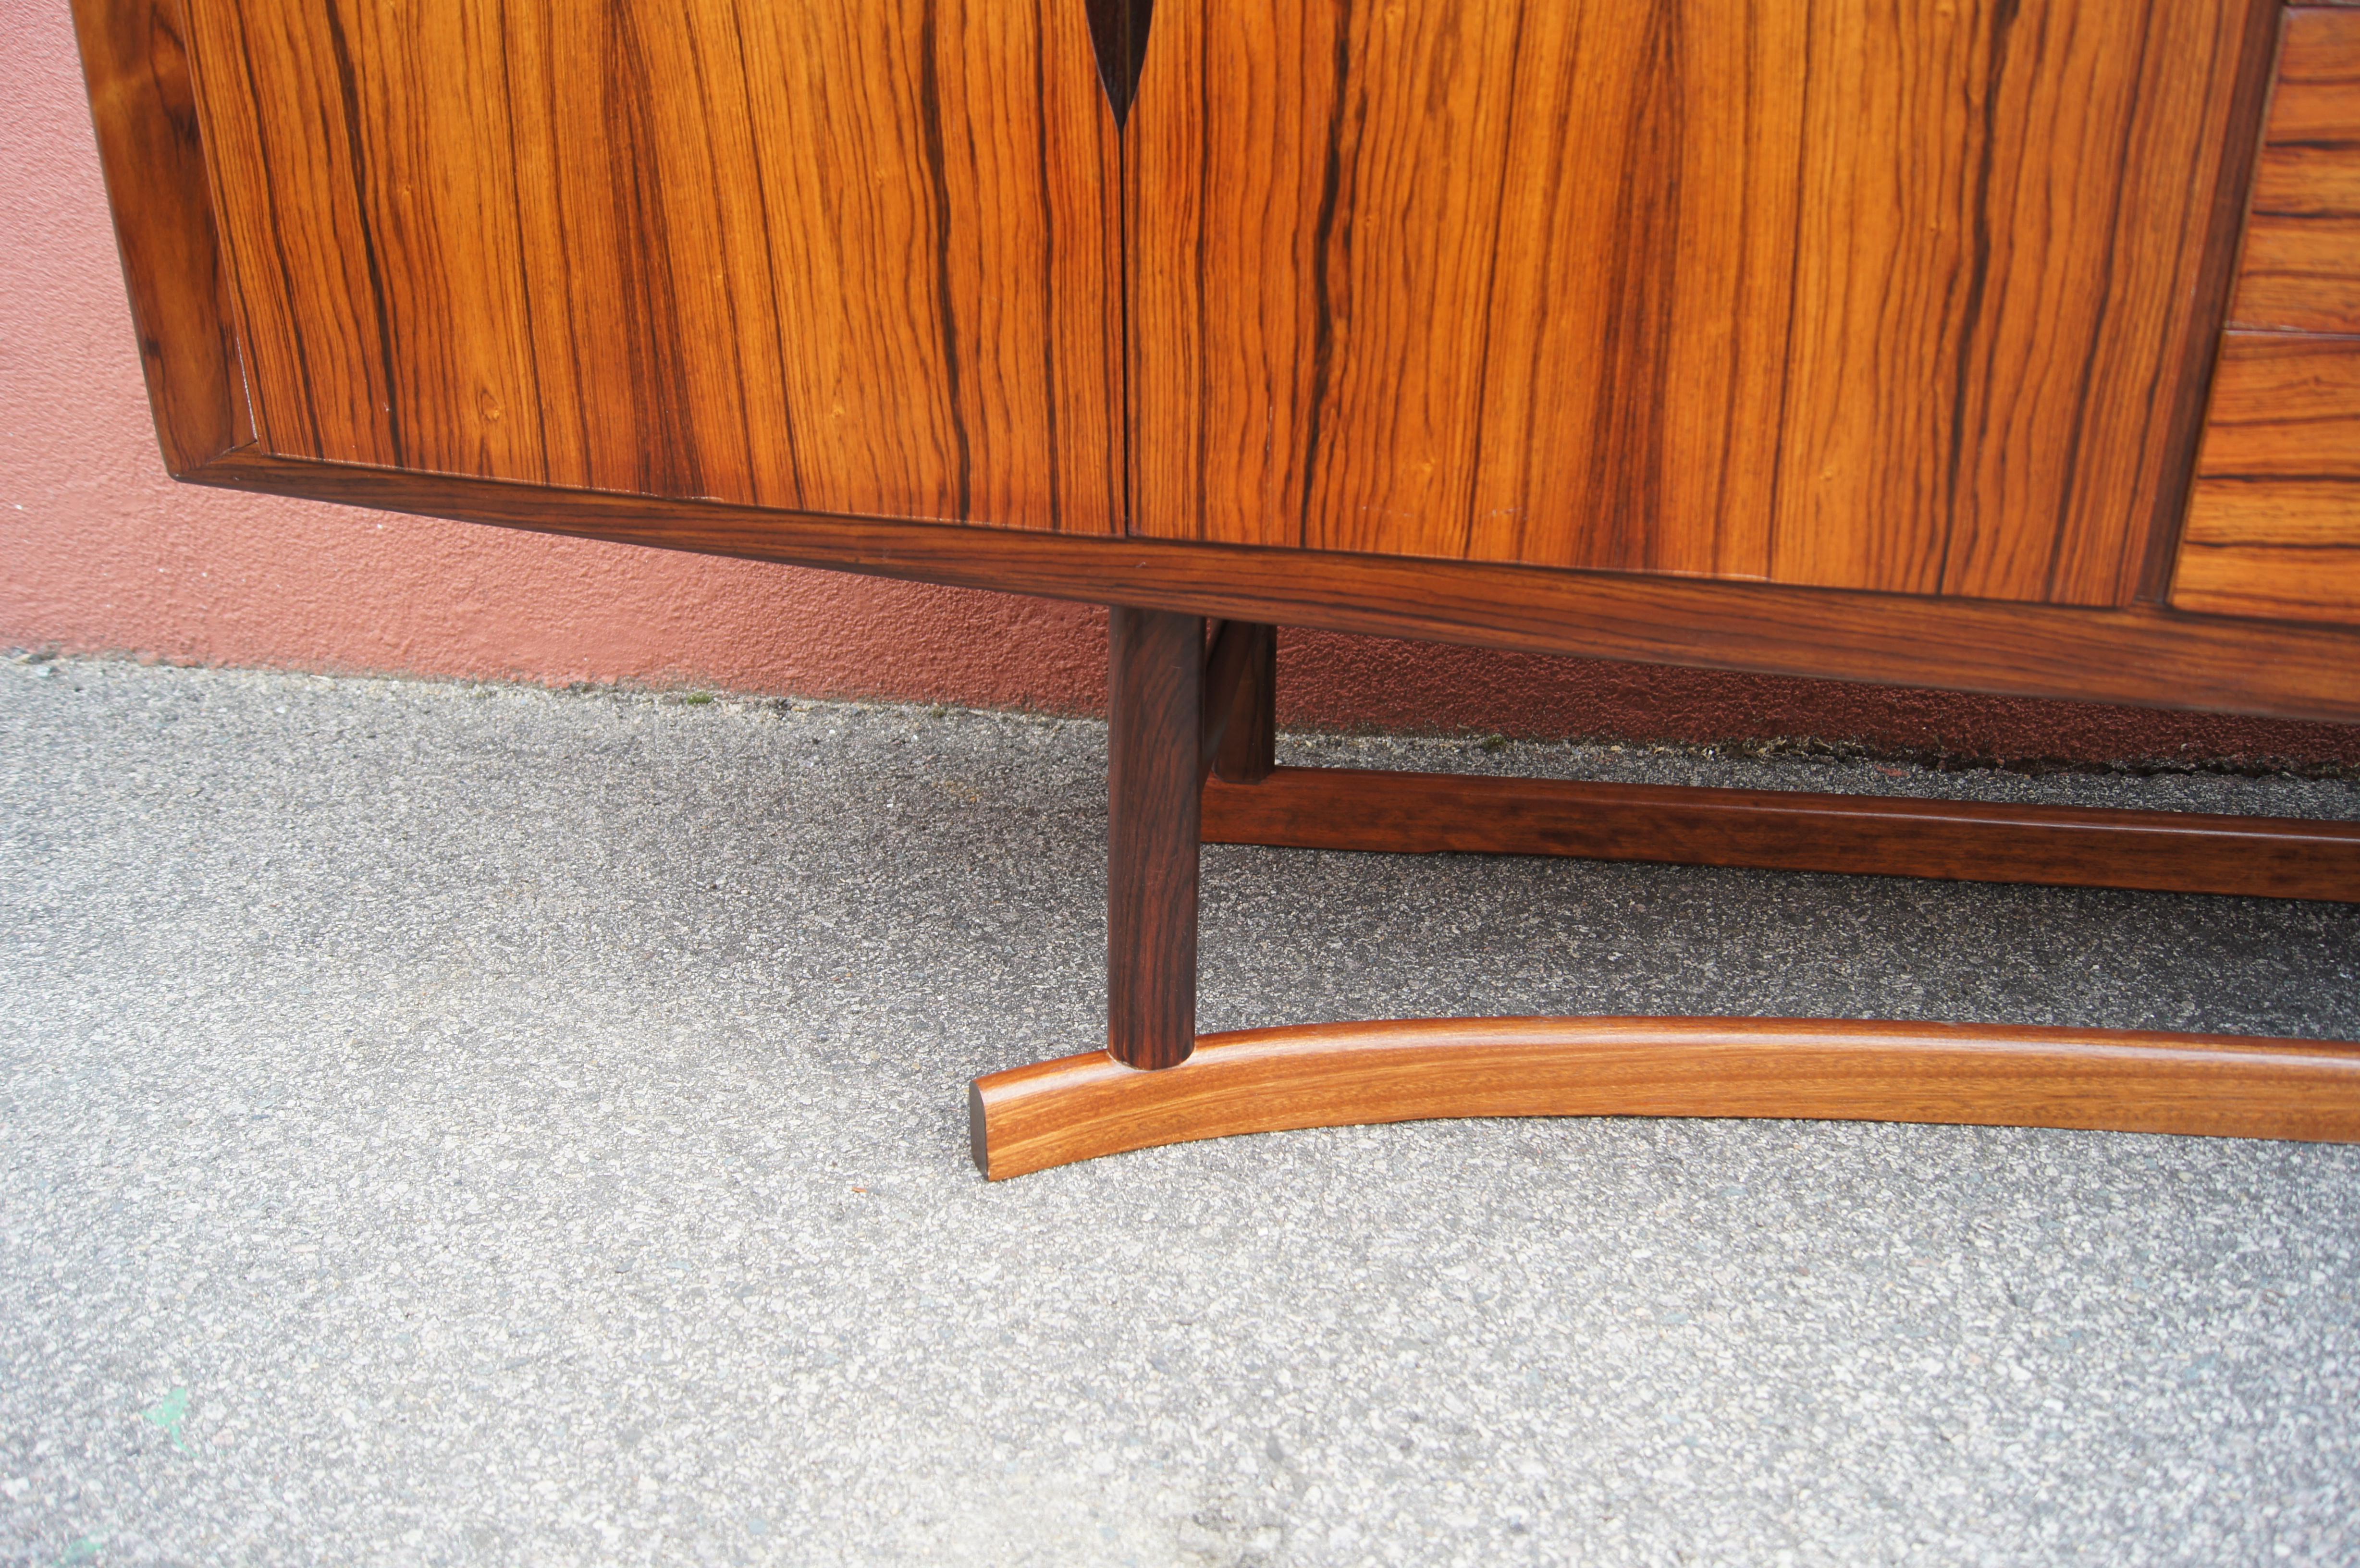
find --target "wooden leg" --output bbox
[1106,606,1201,1071]
[1208,622,1276,784]
[966,626,2360,1177]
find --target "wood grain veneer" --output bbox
[2175,333,2360,622]
[969,1017,2360,1179]
[1203,767,2360,903]
[175,0,1121,532]
[1126,0,2276,608]
[2232,8,2360,333]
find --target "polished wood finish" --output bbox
[1106,607,1202,1070]
[187,447,2360,723]
[1208,623,1277,785]
[71,0,253,473]
[73,0,2360,722]
[2186,5,2360,626]
[1197,618,1258,781]
[2175,333,2360,623]
[1126,0,2275,607]
[971,1017,2360,1179]
[2231,9,2360,333]
[1204,766,2360,903]
[2136,0,2297,602]
[176,0,1121,531]
[2232,218,2360,336]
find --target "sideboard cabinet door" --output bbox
[1125,0,2269,607]
[177,0,1121,533]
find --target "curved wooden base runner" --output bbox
[968,1017,2360,1179]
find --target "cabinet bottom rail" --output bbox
[967,1016,2360,1179]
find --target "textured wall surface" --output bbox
[4,0,2355,767]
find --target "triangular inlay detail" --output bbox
[1084,0,1155,128]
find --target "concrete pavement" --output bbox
[2,656,2357,1566]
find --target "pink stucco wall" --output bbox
[6,1,2356,768]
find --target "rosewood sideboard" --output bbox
[73,0,2360,1175]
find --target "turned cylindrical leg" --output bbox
[1107,606,1202,1070]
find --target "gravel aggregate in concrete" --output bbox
[1,656,2357,1567]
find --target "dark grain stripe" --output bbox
[319,0,406,466]
[1297,14,1353,551]
[916,0,974,520]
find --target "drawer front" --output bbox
[2174,334,2360,623]
[2178,7,2360,625]
[2230,7,2360,334]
